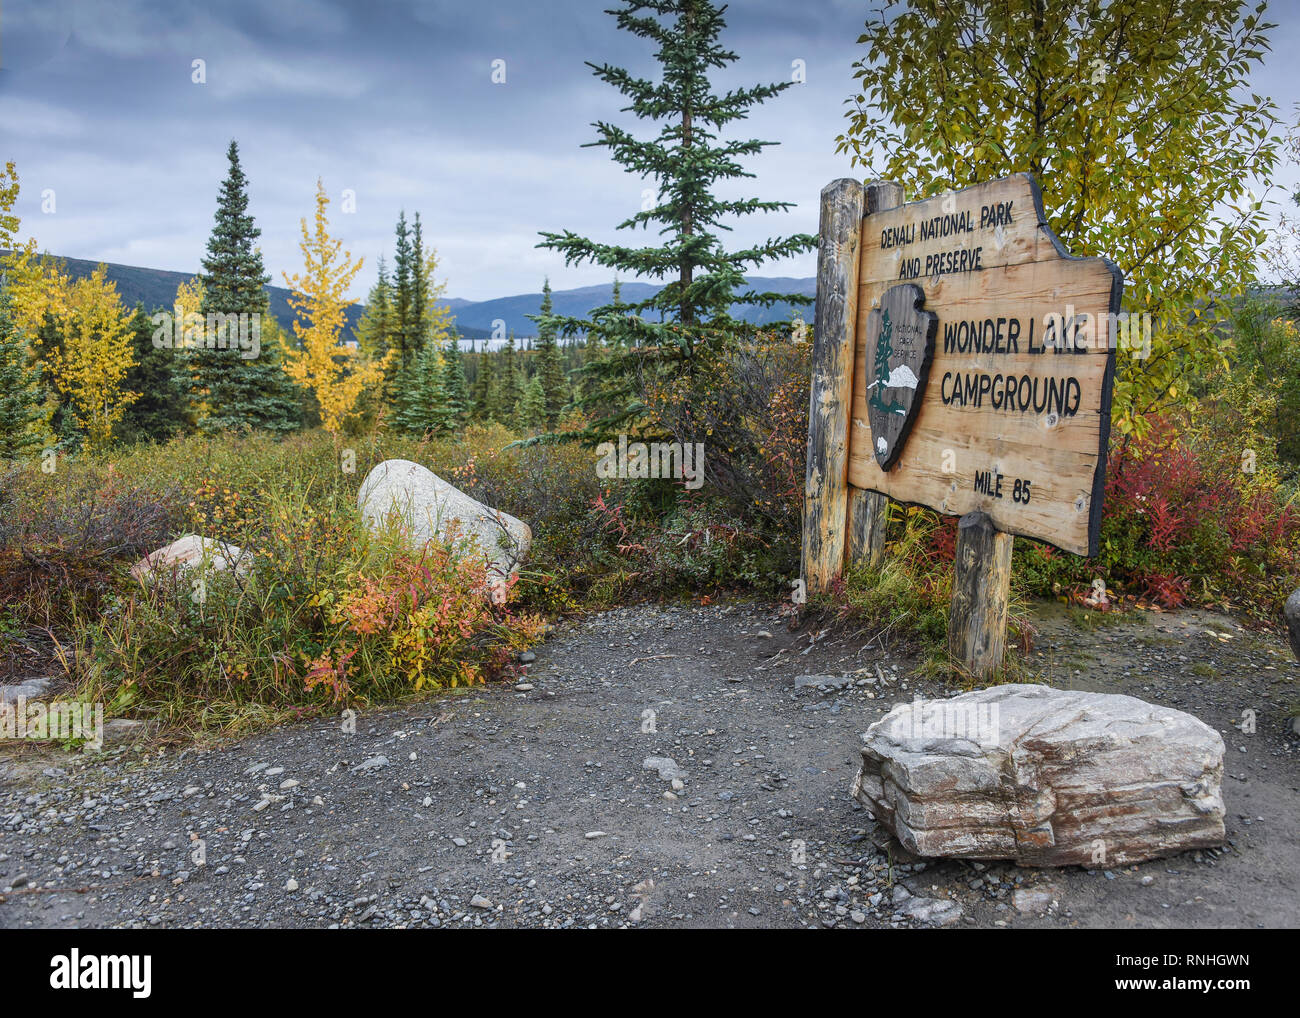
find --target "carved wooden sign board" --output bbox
[848,173,1122,556]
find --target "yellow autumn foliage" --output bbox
[0,163,52,336]
[282,180,386,433]
[48,265,137,452]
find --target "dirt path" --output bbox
[1,601,1297,929]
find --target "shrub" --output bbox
[1015,385,1300,616]
[1224,298,1300,473]
[640,335,809,550]
[73,491,545,732]
[0,464,178,632]
[830,505,1035,673]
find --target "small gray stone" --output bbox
[794,673,851,691]
[0,677,52,705]
[1011,887,1055,914]
[900,894,962,926]
[351,755,390,773]
[643,756,686,782]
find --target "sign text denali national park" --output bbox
[848,173,1126,557]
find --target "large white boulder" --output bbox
[357,459,531,602]
[851,683,1226,866]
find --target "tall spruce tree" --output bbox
[574,278,619,404]
[470,351,493,421]
[392,212,416,375]
[394,340,452,436]
[493,331,523,424]
[410,214,430,358]
[440,335,470,429]
[537,0,815,440]
[195,141,299,433]
[0,288,46,460]
[355,255,395,361]
[118,302,189,443]
[515,373,547,432]
[530,278,570,427]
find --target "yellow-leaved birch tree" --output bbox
[282,180,385,433]
[50,265,137,451]
[1,164,67,339]
[0,161,31,274]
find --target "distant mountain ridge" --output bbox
[45,255,388,340]
[444,277,816,342]
[45,256,815,344]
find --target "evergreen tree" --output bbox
[354,257,397,426]
[355,255,395,362]
[440,335,470,429]
[492,331,523,424]
[118,302,189,443]
[392,211,416,375]
[387,211,455,415]
[196,140,299,433]
[394,340,451,436]
[0,288,46,460]
[470,350,493,421]
[515,373,547,432]
[530,278,569,427]
[575,279,619,404]
[410,213,430,359]
[536,0,815,440]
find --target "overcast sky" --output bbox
[3,0,1299,302]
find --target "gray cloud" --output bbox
[3,0,1296,302]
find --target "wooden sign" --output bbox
[802,174,1123,681]
[848,173,1122,557]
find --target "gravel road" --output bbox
[2,600,1297,929]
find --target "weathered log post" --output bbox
[801,178,865,594]
[948,512,1014,681]
[845,181,904,569]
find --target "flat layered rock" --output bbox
[358,459,532,603]
[850,683,1225,866]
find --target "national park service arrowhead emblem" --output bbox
[864,282,938,471]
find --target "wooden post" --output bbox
[802,178,865,594]
[846,487,889,568]
[844,181,905,570]
[948,512,1014,680]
